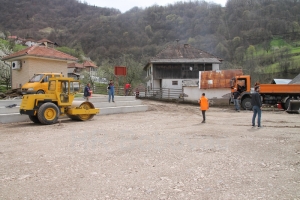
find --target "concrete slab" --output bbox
[0,106,20,114]
[99,105,148,115]
[0,113,29,124]
[0,99,22,107]
[92,100,143,108]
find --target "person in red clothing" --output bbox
[125,82,131,96]
[199,93,209,123]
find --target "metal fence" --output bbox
[86,85,183,100]
[136,88,184,100]
[89,85,135,96]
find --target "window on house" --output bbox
[172,81,178,85]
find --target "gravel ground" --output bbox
[0,100,299,200]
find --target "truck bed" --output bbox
[259,84,300,94]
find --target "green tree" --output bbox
[145,25,153,37]
[247,45,256,59]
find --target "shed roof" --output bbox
[289,73,300,84]
[271,79,292,84]
[145,43,222,69]
[1,45,77,62]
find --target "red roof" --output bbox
[83,60,97,68]
[1,45,77,61]
[8,36,17,39]
[37,38,54,44]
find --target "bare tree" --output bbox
[0,43,13,90]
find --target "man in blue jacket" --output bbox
[83,83,91,101]
[251,86,262,127]
[107,80,115,103]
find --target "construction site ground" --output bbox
[0,100,299,199]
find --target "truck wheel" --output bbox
[284,98,290,110]
[29,115,41,123]
[37,102,59,125]
[36,90,45,94]
[242,97,252,110]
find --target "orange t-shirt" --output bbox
[199,96,209,110]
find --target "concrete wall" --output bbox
[153,79,160,89]
[161,79,183,89]
[12,58,68,89]
[183,86,231,105]
[212,64,219,70]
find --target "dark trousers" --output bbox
[202,110,206,121]
[252,106,261,127]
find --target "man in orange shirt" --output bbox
[199,93,209,123]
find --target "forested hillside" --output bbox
[1,0,300,80]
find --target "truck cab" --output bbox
[230,75,253,110]
[21,73,63,94]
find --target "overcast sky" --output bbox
[82,0,227,13]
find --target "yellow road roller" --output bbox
[20,77,99,125]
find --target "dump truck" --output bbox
[230,75,300,111]
[20,77,99,125]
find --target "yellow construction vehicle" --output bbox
[20,77,99,125]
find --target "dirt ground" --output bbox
[0,100,299,200]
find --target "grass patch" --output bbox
[75,93,83,98]
[0,85,9,93]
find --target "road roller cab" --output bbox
[20,77,99,125]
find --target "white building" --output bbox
[143,43,244,105]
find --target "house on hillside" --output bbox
[1,45,77,89]
[67,60,98,79]
[143,42,242,104]
[37,39,58,48]
[24,38,37,47]
[83,60,98,77]
[67,62,86,79]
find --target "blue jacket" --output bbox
[84,86,91,97]
[108,83,114,91]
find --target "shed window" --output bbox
[172,81,178,85]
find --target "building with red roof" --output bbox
[1,45,77,89]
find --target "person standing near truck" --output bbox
[107,80,115,103]
[232,88,240,112]
[251,86,262,127]
[83,83,91,101]
[199,93,209,123]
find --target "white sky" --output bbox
[83,0,227,13]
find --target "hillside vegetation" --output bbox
[1,0,300,82]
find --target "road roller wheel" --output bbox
[68,102,95,121]
[37,102,60,125]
